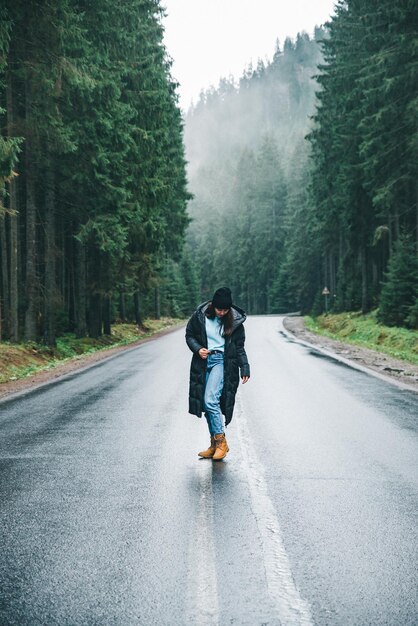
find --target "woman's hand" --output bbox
[241,376,249,384]
[199,348,210,359]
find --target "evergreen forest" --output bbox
[185,0,418,328]
[1,0,417,347]
[0,0,194,345]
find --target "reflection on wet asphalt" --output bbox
[0,317,417,625]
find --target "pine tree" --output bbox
[378,235,418,327]
[0,0,190,342]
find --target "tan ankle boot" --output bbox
[198,436,216,458]
[212,433,229,461]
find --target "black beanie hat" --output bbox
[212,287,232,309]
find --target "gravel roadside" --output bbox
[283,316,418,392]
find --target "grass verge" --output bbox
[305,311,418,364]
[0,318,184,384]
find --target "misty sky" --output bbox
[162,0,336,110]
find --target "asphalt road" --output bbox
[0,316,417,626]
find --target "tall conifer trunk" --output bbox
[88,247,102,338]
[0,214,10,338]
[394,207,400,241]
[7,65,19,342]
[103,295,111,335]
[360,244,368,313]
[134,290,144,328]
[24,77,38,341]
[329,251,336,297]
[388,213,393,258]
[75,236,87,338]
[88,292,102,338]
[9,199,18,342]
[44,161,56,346]
[119,290,126,321]
[154,286,161,319]
[372,260,378,293]
[101,254,111,335]
[416,182,418,255]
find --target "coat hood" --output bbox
[197,300,247,331]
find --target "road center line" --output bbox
[235,397,313,626]
[186,461,219,625]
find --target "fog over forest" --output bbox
[183,3,418,328]
[0,0,416,342]
[185,30,323,180]
[183,29,325,313]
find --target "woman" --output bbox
[185,287,250,460]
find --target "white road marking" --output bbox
[235,397,313,626]
[186,461,219,625]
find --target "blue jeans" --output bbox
[204,352,224,435]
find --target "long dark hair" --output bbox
[205,303,234,337]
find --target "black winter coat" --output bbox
[185,301,250,426]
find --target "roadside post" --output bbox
[322,286,330,314]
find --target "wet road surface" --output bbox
[0,316,417,625]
